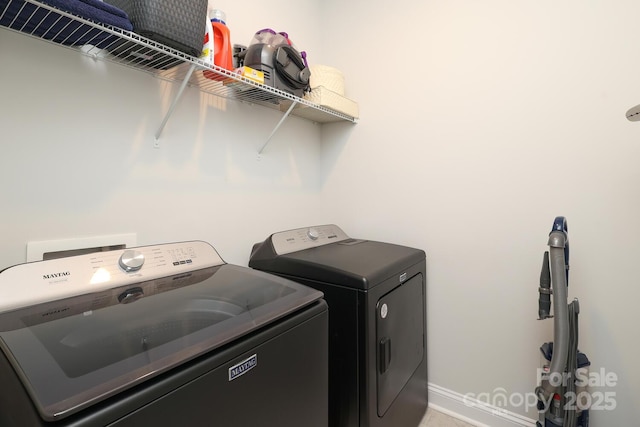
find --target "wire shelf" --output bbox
[0,0,358,130]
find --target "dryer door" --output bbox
[375,274,424,416]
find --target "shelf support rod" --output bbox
[154,63,197,145]
[258,100,298,154]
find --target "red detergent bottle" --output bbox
[203,9,233,80]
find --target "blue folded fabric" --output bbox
[0,0,133,47]
[40,0,132,28]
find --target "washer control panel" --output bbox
[270,224,350,255]
[0,241,224,314]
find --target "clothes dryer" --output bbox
[249,225,427,427]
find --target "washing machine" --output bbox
[249,224,427,427]
[0,241,328,426]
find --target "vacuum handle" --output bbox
[551,216,569,283]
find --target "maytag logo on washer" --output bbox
[229,354,258,381]
[399,272,407,283]
[42,271,71,280]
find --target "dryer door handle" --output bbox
[379,337,391,374]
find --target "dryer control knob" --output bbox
[307,228,320,240]
[119,250,145,272]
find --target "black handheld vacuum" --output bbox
[535,217,590,427]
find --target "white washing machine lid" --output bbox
[0,242,322,422]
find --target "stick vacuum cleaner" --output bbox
[535,217,590,427]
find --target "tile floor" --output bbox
[419,407,477,427]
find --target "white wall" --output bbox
[2,1,639,426]
[319,0,639,425]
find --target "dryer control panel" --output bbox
[270,224,350,255]
[0,241,225,314]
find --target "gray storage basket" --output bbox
[105,0,207,57]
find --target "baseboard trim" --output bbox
[428,383,537,427]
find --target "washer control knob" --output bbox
[307,227,320,240]
[119,250,145,272]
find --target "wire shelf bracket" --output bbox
[258,100,298,155]
[154,63,197,147]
